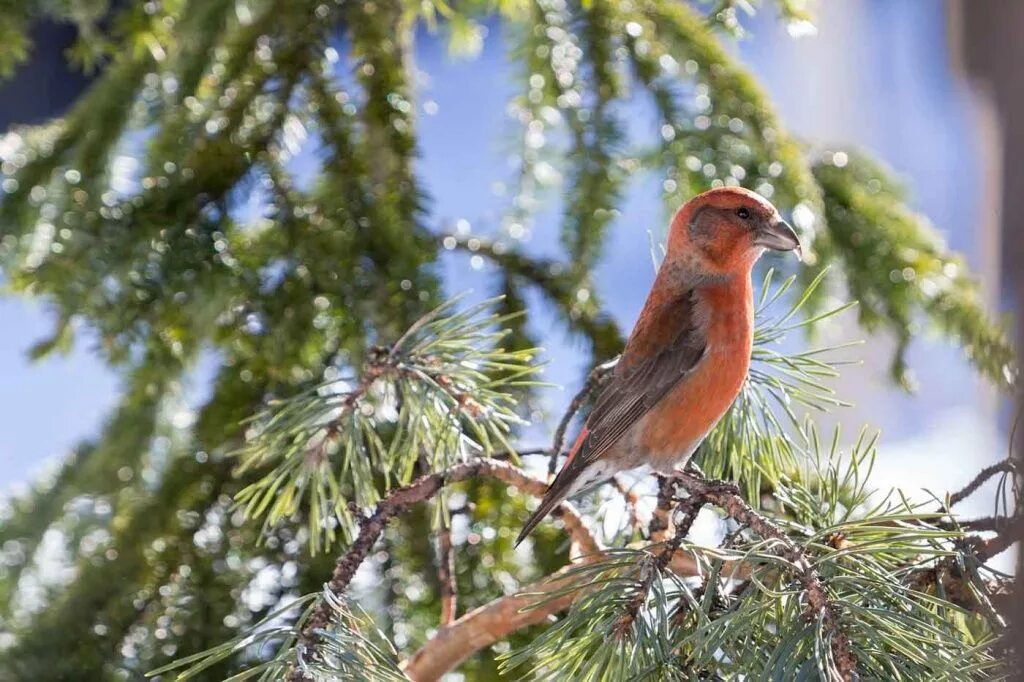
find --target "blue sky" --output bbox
[0,2,1004,512]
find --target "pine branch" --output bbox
[288,457,599,681]
[234,297,541,553]
[673,471,858,681]
[401,547,712,681]
[813,151,1016,389]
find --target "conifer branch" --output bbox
[401,549,710,681]
[288,458,598,681]
[673,471,858,681]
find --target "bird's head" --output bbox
[667,186,801,275]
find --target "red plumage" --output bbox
[516,187,801,546]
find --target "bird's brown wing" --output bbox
[515,288,706,546]
[567,287,706,473]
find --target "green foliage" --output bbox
[233,297,540,554]
[813,151,1016,389]
[0,0,1015,680]
[503,438,1001,680]
[148,591,406,681]
[0,0,113,78]
[698,267,857,501]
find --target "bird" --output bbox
[516,186,801,546]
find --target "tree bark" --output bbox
[401,552,710,682]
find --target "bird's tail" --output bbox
[514,485,568,547]
[516,427,591,547]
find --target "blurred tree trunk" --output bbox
[951,1,1024,677]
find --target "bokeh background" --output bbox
[0,0,1017,559]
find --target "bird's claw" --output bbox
[670,470,740,499]
[702,479,741,497]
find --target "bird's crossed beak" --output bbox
[755,219,803,262]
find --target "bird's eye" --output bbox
[736,208,751,219]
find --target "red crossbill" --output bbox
[517,187,801,545]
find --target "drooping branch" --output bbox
[438,233,626,359]
[288,458,598,681]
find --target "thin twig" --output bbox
[436,512,457,626]
[649,475,675,541]
[288,458,599,681]
[976,515,1024,561]
[549,358,618,475]
[487,446,551,462]
[614,493,704,638]
[955,514,1022,533]
[948,459,1015,507]
[936,459,1022,564]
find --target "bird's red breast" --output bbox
[637,274,753,469]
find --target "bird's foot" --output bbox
[670,468,740,498]
[701,478,741,498]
